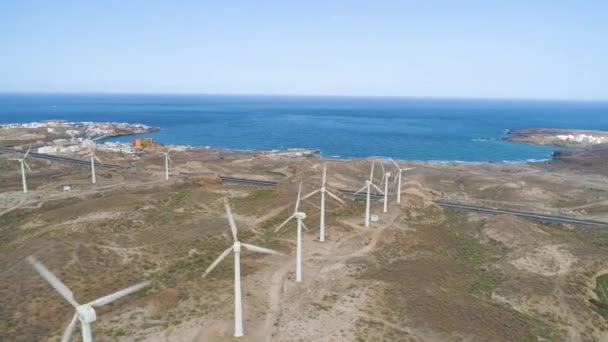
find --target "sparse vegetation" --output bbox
[591,274,608,319]
[2,147,607,341]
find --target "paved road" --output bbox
[0,145,120,169]
[435,200,608,227]
[219,176,279,187]
[338,189,384,200]
[217,175,385,199]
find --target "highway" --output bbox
[218,175,385,199]
[219,176,280,187]
[338,189,384,200]
[434,200,608,227]
[0,145,120,169]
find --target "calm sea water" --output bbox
[1,94,607,162]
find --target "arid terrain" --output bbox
[2,143,608,341]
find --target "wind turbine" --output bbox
[27,256,150,342]
[204,199,279,338]
[379,162,391,213]
[161,149,173,180]
[355,161,384,227]
[275,182,309,282]
[9,147,32,193]
[301,163,344,242]
[86,143,102,184]
[390,159,415,204]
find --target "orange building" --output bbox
[132,137,161,149]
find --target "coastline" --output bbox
[0,120,564,165]
[4,120,604,166]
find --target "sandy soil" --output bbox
[1,148,608,341]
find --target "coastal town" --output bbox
[0,120,160,154]
[0,120,321,159]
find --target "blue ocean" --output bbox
[1,94,607,162]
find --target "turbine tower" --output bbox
[161,149,173,180]
[301,163,344,242]
[275,182,309,282]
[86,143,103,184]
[27,256,150,342]
[355,161,384,227]
[390,159,415,204]
[204,199,279,338]
[9,147,32,193]
[379,162,391,213]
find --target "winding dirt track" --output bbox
[261,206,403,340]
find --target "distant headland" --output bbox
[504,128,608,148]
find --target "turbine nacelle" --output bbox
[233,241,242,253]
[27,256,150,342]
[294,212,306,220]
[76,305,97,324]
[365,180,372,186]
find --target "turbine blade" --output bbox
[322,163,327,186]
[354,184,368,195]
[301,222,310,232]
[62,313,78,342]
[393,173,399,185]
[203,246,233,277]
[94,156,103,165]
[275,214,294,232]
[241,243,279,255]
[326,189,345,204]
[24,161,32,173]
[24,146,31,158]
[224,200,238,241]
[300,189,320,201]
[294,182,302,212]
[369,161,375,181]
[402,167,415,171]
[371,183,384,194]
[27,256,79,308]
[390,158,400,169]
[88,281,151,307]
[380,162,385,175]
[380,173,386,188]
[167,155,173,164]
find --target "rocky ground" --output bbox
[1,145,608,341]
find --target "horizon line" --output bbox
[1,91,607,104]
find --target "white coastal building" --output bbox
[556,134,607,144]
[37,146,58,154]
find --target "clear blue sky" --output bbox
[1,1,607,100]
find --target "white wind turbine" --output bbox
[275,182,309,282]
[355,161,384,227]
[204,199,279,338]
[86,143,103,184]
[161,149,173,180]
[390,159,415,204]
[378,162,391,213]
[301,163,344,242]
[9,147,32,193]
[27,256,150,342]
